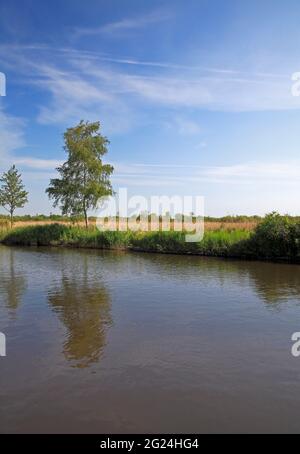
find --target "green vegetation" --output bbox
[0,120,297,262]
[130,229,250,255]
[0,219,10,241]
[1,224,132,248]
[0,213,84,222]
[244,212,300,259]
[1,213,299,262]
[46,120,114,228]
[0,165,28,227]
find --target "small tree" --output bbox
[0,165,28,228]
[46,121,114,228]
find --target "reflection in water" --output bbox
[0,247,27,314]
[2,246,300,433]
[136,253,300,308]
[246,264,300,306]
[48,255,112,368]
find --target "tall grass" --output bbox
[130,229,250,255]
[0,219,9,241]
[2,224,132,249]
[0,224,251,256]
[1,213,300,261]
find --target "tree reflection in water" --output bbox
[132,253,300,308]
[48,255,112,368]
[0,248,27,315]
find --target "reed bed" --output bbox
[1,224,250,256]
[1,213,299,261]
[11,219,258,232]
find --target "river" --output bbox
[1,245,300,433]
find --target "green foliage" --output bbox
[0,219,9,240]
[0,165,28,227]
[2,224,132,249]
[246,212,299,258]
[2,213,300,262]
[198,229,251,256]
[46,120,114,227]
[3,224,68,246]
[130,231,200,253]
[0,213,83,222]
[1,224,249,255]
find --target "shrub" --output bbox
[246,212,299,258]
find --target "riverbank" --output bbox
[1,213,300,262]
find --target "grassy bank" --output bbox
[1,213,300,262]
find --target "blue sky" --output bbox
[1,0,300,215]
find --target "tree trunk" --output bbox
[10,210,13,229]
[83,203,88,229]
[83,169,88,229]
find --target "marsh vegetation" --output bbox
[1,212,299,261]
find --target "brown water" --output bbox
[1,245,300,434]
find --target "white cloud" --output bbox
[0,103,26,166]
[0,111,25,155]
[0,45,298,133]
[112,160,300,185]
[165,116,202,135]
[202,162,300,180]
[13,157,63,170]
[118,73,296,111]
[0,102,60,173]
[62,57,298,113]
[31,64,135,133]
[73,9,171,38]
[196,142,207,149]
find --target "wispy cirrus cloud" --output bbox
[0,44,298,139]
[73,9,172,38]
[0,100,60,173]
[164,116,202,135]
[13,157,63,170]
[0,103,26,163]
[3,43,283,78]
[112,161,300,186]
[28,64,136,133]
[69,56,296,113]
